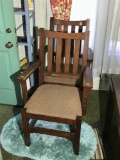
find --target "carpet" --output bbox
[0,114,97,160]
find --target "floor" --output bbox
[0,75,120,159]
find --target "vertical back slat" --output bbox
[86,19,90,30]
[64,39,71,73]
[50,17,54,30]
[64,25,68,32]
[82,31,90,71]
[48,38,53,72]
[57,25,62,31]
[73,39,80,74]
[56,38,62,73]
[39,28,45,85]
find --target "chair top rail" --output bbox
[41,29,89,40]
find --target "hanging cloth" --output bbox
[50,0,72,20]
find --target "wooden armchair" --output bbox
[18,28,93,155]
[50,17,93,66]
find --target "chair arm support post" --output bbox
[18,79,28,104]
[82,66,93,115]
[17,62,40,104]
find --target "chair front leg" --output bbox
[21,108,31,146]
[74,116,82,155]
[82,87,92,115]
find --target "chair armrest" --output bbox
[18,62,40,81]
[18,62,40,104]
[82,66,93,115]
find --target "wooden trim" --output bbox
[18,62,39,81]
[74,116,82,154]
[26,113,76,125]
[50,17,90,27]
[39,28,45,85]
[56,38,62,73]
[48,38,53,72]
[21,109,30,146]
[20,80,28,104]
[44,72,80,79]
[82,31,90,71]
[64,39,70,73]
[45,30,85,40]
[73,39,80,74]
[28,126,75,140]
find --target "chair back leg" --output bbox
[22,108,31,146]
[74,116,82,155]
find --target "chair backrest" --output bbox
[39,28,89,86]
[50,17,90,33]
[50,17,90,59]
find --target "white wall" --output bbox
[70,0,98,50]
[70,0,98,51]
[46,0,98,51]
[70,0,99,90]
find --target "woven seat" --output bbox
[18,28,93,155]
[25,84,82,120]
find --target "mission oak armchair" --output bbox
[18,28,93,155]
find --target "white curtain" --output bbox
[93,0,120,77]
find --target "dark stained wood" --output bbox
[48,38,53,72]
[29,126,75,140]
[26,112,76,125]
[44,72,80,79]
[74,116,82,155]
[82,31,90,71]
[18,62,39,81]
[21,109,30,146]
[82,66,93,115]
[103,75,120,137]
[73,39,80,74]
[19,80,28,104]
[56,38,62,73]
[50,17,90,32]
[18,62,39,104]
[39,28,45,85]
[64,39,70,73]
[18,27,93,155]
[49,17,93,66]
[45,30,85,39]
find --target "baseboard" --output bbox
[92,77,100,90]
